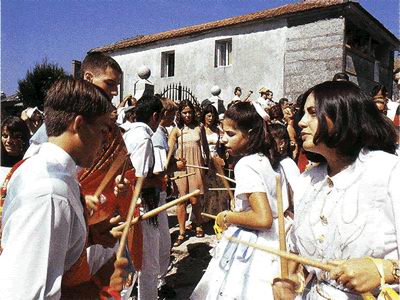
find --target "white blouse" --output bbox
[289,149,400,299]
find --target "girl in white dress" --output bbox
[279,81,400,299]
[191,101,288,300]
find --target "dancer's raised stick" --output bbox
[93,150,127,198]
[112,189,201,232]
[180,128,184,160]
[116,177,145,259]
[186,164,209,170]
[216,173,236,184]
[276,175,288,278]
[170,172,196,181]
[201,212,216,220]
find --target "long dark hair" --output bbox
[1,116,30,167]
[298,81,397,162]
[176,100,199,129]
[224,102,280,168]
[201,104,219,129]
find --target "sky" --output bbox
[1,0,399,96]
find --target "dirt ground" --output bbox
[164,216,217,299]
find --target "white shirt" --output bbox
[123,122,154,177]
[256,97,269,109]
[0,143,86,300]
[152,126,169,173]
[288,149,400,298]
[279,157,300,194]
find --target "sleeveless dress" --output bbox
[174,125,205,195]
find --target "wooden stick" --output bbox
[113,189,200,232]
[186,164,209,170]
[118,155,130,183]
[94,149,127,198]
[227,237,376,300]
[201,212,217,220]
[276,175,288,278]
[164,146,175,171]
[170,172,196,181]
[209,187,236,191]
[116,177,145,259]
[180,128,184,159]
[212,156,235,210]
[216,173,236,184]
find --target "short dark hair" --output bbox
[268,104,284,122]
[201,104,219,128]
[135,95,163,123]
[44,78,113,137]
[224,102,279,168]
[298,81,397,161]
[81,53,122,77]
[371,83,387,98]
[176,100,199,129]
[234,87,241,93]
[332,72,349,81]
[278,98,289,106]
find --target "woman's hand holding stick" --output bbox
[227,237,376,300]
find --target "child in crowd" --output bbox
[191,101,289,299]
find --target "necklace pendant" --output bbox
[320,215,328,225]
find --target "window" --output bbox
[215,39,232,67]
[161,51,175,77]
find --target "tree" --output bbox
[18,59,69,111]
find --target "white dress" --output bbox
[191,153,288,300]
[288,149,400,299]
[0,143,86,300]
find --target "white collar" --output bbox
[124,122,154,137]
[39,142,77,178]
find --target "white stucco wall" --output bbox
[110,19,288,107]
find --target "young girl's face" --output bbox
[181,106,193,125]
[221,118,248,156]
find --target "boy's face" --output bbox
[89,67,121,99]
[77,113,111,167]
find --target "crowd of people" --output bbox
[0,52,399,300]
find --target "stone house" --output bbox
[90,0,399,106]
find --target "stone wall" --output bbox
[284,17,345,102]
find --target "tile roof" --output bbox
[90,0,348,53]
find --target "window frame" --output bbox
[214,39,232,68]
[161,50,175,78]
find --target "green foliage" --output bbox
[18,59,69,111]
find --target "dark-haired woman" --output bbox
[283,81,400,299]
[191,102,289,299]
[168,100,210,245]
[202,105,228,215]
[1,116,30,167]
